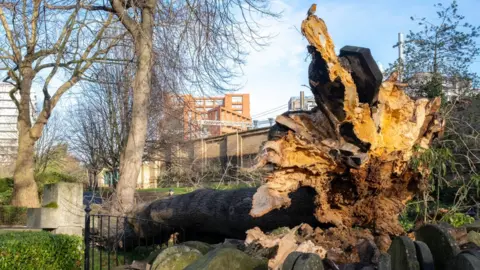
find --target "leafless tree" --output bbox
[0,0,126,207]
[34,111,64,175]
[67,60,134,188]
[50,0,279,213]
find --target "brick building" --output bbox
[181,93,251,139]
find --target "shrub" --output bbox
[35,171,78,196]
[0,206,27,226]
[0,232,83,270]
[0,178,13,205]
[442,212,475,228]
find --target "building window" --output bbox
[215,99,224,106]
[235,110,242,114]
[232,96,243,103]
[232,104,242,109]
[196,100,203,106]
[205,100,214,106]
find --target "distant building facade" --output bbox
[0,83,37,166]
[288,95,316,111]
[407,72,479,100]
[181,93,252,139]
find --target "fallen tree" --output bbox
[133,13,444,265]
[133,187,321,241]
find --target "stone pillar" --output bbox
[27,182,84,236]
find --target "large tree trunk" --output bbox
[11,68,40,208]
[113,5,154,214]
[133,187,321,241]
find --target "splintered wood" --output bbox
[249,14,444,240]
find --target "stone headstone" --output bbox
[182,241,213,254]
[387,236,420,270]
[27,182,84,235]
[184,247,267,270]
[282,252,324,270]
[356,239,380,264]
[378,253,391,270]
[447,252,480,270]
[282,252,302,270]
[468,231,480,247]
[413,241,433,270]
[415,224,460,270]
[465,220,480,233]
[150,245,202,270]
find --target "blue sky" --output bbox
[243,0,480,119]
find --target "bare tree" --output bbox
[34,111,64,175]
[67,60,134,188]
[0,0,123,207]
[50,0,279,213]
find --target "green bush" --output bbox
[442,212,475,228]
[0,232,83,270]
[35,171,78,196]
[0,178,13,205]
[0,206,27,226]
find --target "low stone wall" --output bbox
[27,182,84,236]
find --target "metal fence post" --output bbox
[84,202,91,270]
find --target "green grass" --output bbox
[136,187,193,194]
[137,183,259,193]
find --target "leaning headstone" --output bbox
[184,247,267,270]
[281,252,324,270]
[465,220,480,233]
[387,236,420,270]
[282,252,302,270]
[468,231,480,247]
[415,224,460,270]
[447,252,480,270]
[413,241,434,270]
[356,239,380,264]
[27,182,84,235]
[377,253,391,270]
[182,241,214,254]
[216,238,246,251]
[150,245,202,270]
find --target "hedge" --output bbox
[0,206,27,226]
[0,231,83,270]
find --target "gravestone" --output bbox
[378,253,391,270]
[27,182,84,236]
[387,236,420,270]
[413,241,434,270]
[282,252,324,270]
[415,224,460,270]
[447,252,480,270]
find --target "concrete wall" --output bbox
[97,127,269,189]
[190,127,269,170]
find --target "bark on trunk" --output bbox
[113,6,154,214]
[133,187,321,241]
[11,68,40,208]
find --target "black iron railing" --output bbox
[84,203,185,270]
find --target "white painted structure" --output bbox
[0,83,37,165]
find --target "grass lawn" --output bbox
[136,187,193,194]
[137,182,260,193]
